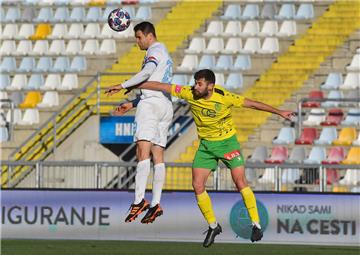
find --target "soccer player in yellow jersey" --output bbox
[109,69,294,247]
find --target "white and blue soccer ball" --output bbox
[108,8,131,32]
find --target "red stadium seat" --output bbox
[264,146,288,164]
[320,108,344,126]
[302,90,324,108]
[295,127,317,145]
[322,147,345,164]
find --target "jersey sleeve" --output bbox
[171,85,193,101]
[225,91,245,107]
[144,47,162,67]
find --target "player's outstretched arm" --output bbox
[243,98,295,121]
[137,81,172,94]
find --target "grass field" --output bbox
[2,240,359,255]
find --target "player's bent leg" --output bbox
[231,166,263,242]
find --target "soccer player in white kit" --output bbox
[105,22,173,224]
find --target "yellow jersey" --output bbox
[171,84,245,141]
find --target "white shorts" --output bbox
[134,98,173,147]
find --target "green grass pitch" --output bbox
[2,240,359,255]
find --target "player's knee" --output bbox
[192,179,205,194]
[136,148,150,161]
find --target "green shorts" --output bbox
[192,135,245,171]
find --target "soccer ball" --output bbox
[108,8,131,32]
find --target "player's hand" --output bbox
[111,102,133,116]
[105,84,123,96]
[280,111,296,121]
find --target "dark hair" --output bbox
[134,21,156,38]
[194,69,216,84]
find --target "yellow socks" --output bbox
[240,187,260,224]
[196,191,216,225]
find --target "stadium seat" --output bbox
[214,55,233,71]
[48,40,66,55]
[85,7,102,22]
[314,127,337,145]
[65,24,84,39]
[198,55,216,69]
[27,74,44,90]
[122,6,136,19]
[35,57,52,72]
[82,40,99,55]
[37,91,59,108]
[341,108,360,126]
[346,54,360,72]
[59,74,78,90]
[333,127,357,146]
[321,72,343,90]
[30,24,52,40]
[203,21,223,37]
[240,37,261,54]
[184,37,206,54]
[339,73,360,90]
[320,108,344,126]
[261,3,277,19]
[99,39,116,55]
[51,57,70,72]
[302,90,324,108]
[277,21,297,37]
[303,108,325,126]
[8,74,27,91]
[41,74,61,90]
[285,147,306,164]
[101,6,113,22]
[239,21,259,36]
[222,21,241,37]
[214,73,225,86]
[19,91,42,108]
[257,37,279,54]
[0,57,16,72]
[0,74,11,90]
[70,56,87,72]
[15,24,34,40]
[203,38,224,54]
[342,147,360,165]
[1,24,18,40]
[322,147,345,164]
[6,108,22,125]
[18,108,40,125]
[35,7,53,22]
[258,168,275,184]
[66,40,82,55]
[0,92,9,107]
[31,40,49,56]
[224,73,243,90]
[231,55,251,71]
[177,55,198,72]
[321,90,343,108]
[240,4,259,20]
[259,21,278,37]
[171,74,187,85]
[281,168,300,184]
[9,91,24,107]
[14,40,32,56]
[22,6,36,22]
[339,169,360,185]
[264,146,288,164]
[52,6,69,22]
[303,147,326,164]
[220,4,241,20]
[0,40,16,56]
[295,3,314,20]
[100,23,120,39]
[134,6,152,21]
[275,3,295,20]
[5,7,21,23]
[247,146,268,163]
[69,7,86,22]
[18,57,35,72]
[272,127,295,145]
[222,37,242,54]
[81,23,101,39]
[295,127,317,145]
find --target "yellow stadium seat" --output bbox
[19,91,42,108]
[342,147,360,164]
[332,186,349,193]
[332,127,357,146]
[29,24,51,40]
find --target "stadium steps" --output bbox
[164,0,360,190]
[1,1,223,187]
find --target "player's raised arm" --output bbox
[243,98,295,121]
[137,81,172,94]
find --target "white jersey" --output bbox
[140,42,173,101]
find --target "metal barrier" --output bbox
[1,161,358,192]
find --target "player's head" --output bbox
[134,21,157,50]
[192,69,216,99]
